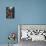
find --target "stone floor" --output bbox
[19,40,46,46]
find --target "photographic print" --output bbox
[6,7,15,19]
[18,24,46,46]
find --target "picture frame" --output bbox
[6,7,15,19]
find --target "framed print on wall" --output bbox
[6,7,15,19]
